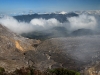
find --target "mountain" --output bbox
[21,28,97,40]
[0,24,40,72]
[24,36,100,75]
[58,11,67,14]
[21,26,69,40]
[1,10,100,18]
[71,29,94,36]
[13,12,78,23]
[0,24,100,75]
[74,10,100,15]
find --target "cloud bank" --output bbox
[67,14,97,31]
[0,14,97,34]
[30,18,60,28]
[0,16,34,34]
[0,16,61,34]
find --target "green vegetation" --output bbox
[0,67,80,75]
[0,67,5,75]
[48,68,80,75]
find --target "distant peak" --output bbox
[59,11,67,14]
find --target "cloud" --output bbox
[67,14,97,31]
[0,14,98,34]
[30,18,60,28]
[0,16,35,34]
[0,16,61,34]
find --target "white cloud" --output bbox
[0,16,61,34]
[67,14,97,31]
[0,14,98,34]
[30,18,60,28]
[0,16,34,34]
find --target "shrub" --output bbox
[13,67,32,75]
[0,67,80,75]
[0,67,5,74]
[48,68,80,75]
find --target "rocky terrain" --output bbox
[0,24,41,72]
[0,24,100,75]
[26,36,100,75]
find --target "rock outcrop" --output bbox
[84,62,100,75]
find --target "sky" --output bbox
[0,0,100,14]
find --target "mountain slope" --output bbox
[25,36,100,75]
[0,24,100,75]
[0,24,40,72]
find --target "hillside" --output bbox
[28,37,100,75]
[0,24,40,72]
[0,24,100,75]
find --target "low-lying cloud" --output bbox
[67,14,97,31]
[30,18,60,28]
[0,16,61,34]
[0,16,34,34]
[0,14,98,34]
